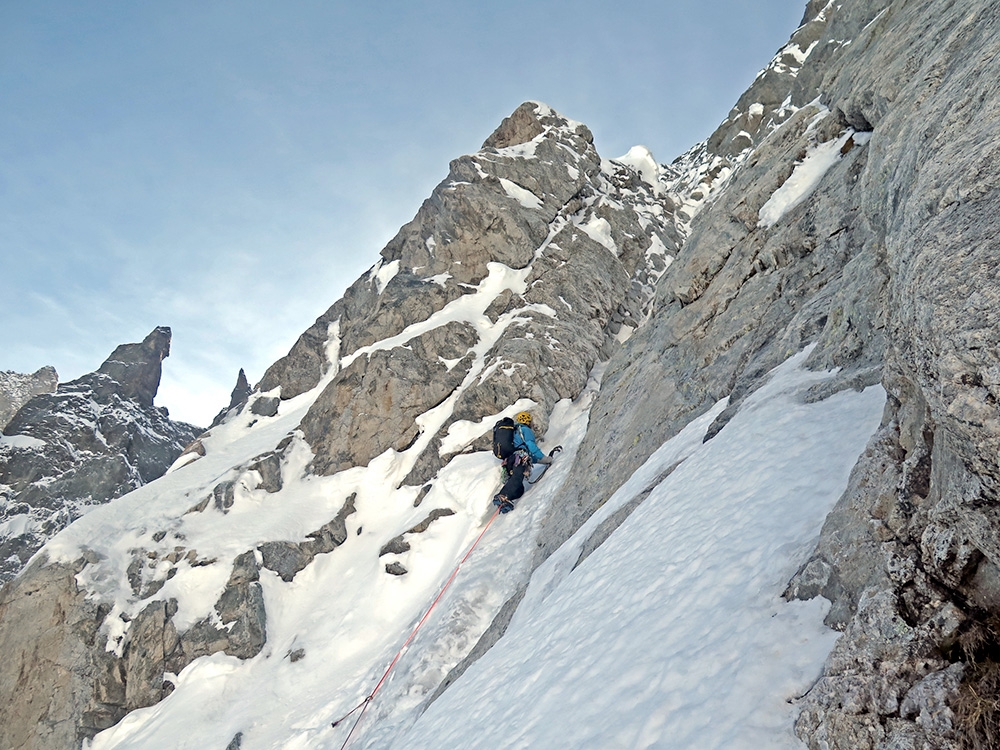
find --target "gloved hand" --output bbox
[538,456,553,465]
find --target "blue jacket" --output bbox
[514,424,545,462]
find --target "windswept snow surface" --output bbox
[0,433,46,449]
[499,177,543,209]
[393,351,885,750]
[74,382,593,750]
[578,216,618,255]
[369,258,401,294]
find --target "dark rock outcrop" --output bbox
[0,328,200,584]
[95,327,171,407]
[210,368,253,427]
[259,494,357,582]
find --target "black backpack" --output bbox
[492,417,517,459]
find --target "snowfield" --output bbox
[64,346,884,750]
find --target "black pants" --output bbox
[499,450,532,501]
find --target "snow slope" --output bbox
[73,381,594,750]
[68,346,883,749]
[392,351,885,750]
[51,256,592,750]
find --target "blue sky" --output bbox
[1,1,805,426]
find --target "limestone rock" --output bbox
[899,663,965,737]
[529,3,1000,747]
[0,555,118,750]
[260,494,357,582]
[481,101,546,149]
[248,451,284,494]
[385,562,407,576]
[214,551,267,659]
[124,600,175,710]
[379,508,455,558]
[541,101,886,564]
[795,590,964,749]
[784,421,902,628]
[270,102,677,490]
[301,326,476,476]
[6,2,1000,745]
[250,395,280,417]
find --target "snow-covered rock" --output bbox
[0,328,201,584]
[268,102,678,484]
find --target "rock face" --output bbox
[0,102,685,749]
[96,327,171,407]
[540,0,1000,747]
[0,328,200,584]
[284,101,679,482]
[0,366,58,429]
[0,547,269,750]
[0,556,108,750]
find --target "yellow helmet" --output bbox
[515,411,533,425]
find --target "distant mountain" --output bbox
[2,0,1000,748]
[0,327,201,583]
[0,365,57,430]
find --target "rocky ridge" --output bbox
[0,327,201,584]
[260,101,680,486]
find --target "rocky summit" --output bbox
[0,327,201,584]
[269,101,678,484]
[1,0,1000,748]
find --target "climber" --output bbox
[492,410,558,514]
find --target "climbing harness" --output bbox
[332,507,502,749]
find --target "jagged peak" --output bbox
[481,101,593,152]
[209,367,254,428]
[96,326,172,407]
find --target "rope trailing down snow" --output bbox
[334,507,502,749]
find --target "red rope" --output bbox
[335,508,501,749]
